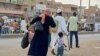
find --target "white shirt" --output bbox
[20,20,27,32]
[68,16,78,31]
[21,20,27,27]
[55,37,64,47]
[54,15,68,34]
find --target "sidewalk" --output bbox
[0,31,100,38]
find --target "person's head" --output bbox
[21,17,24,20]
[56,9,63,16]
[58,32,63,38]
[14,20,16,22]
[73,12,77,16]
[41,8,52,16]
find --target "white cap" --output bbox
[1,16,8,20]
[57,9,63,13]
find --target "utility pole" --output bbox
[80,0,82,19]
[34,0,37,15]
[89,0,90,8]
[45,0,47,5]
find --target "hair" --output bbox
[21,17,24,20]
[58,32,63,38]
[26,25,29,30]
[45,9,52,16]
[14,20,16,22]
[73,12,77,16]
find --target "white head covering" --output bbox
[57,9,63,13]
[1,16,8,20]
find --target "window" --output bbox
[24,8,27,12]
[31,6,34,10]
[6,0,11,3]
[71,7,77,11]
[24,0,28,5]
[11,0,18,4]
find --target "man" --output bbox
[68,12,80,48]
[20,17,27,33]
[12,20,19,33]
[51,9,68,55]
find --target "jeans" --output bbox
[48,33,51,46]
[2,28,9,34]
[56,46,64,56]
[70,31,79,47]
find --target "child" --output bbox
[51,32,67,56]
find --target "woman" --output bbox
[28,9,56,56]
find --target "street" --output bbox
[0,34,100,56]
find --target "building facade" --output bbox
[0,0,25,19]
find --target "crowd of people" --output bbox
[0,7,80,56]
[25,8,80,56]
[0,16,28,34]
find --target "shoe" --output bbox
[70,46,72,48]
[76,46,80,48]
[51,49,56,55]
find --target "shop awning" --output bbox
[0,9,24,15]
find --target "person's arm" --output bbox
[49,17,56,27]
[61,18,68,35]
[30,16,40,25]
[77,17,79,24]
[63,43,67,47]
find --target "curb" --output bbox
[0,32,100,38]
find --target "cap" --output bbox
[57,9,63,13]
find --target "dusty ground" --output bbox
[0,38,100,56]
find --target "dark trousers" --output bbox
[70,31,79,47]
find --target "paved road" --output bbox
[0,34,100,56]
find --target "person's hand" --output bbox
[65,45,67,47]
[66,32,69,36]
[39,14,45,24]
[51,49,56,55]
[39,14,45,18]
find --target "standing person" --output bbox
[8,19,14,33]
[0,18,4,36]
[12,20,19,33]
[20,17,27,33]
[28,8,56,56]
[68,12,80,48]
[51,9,68,55]
[54,32,67,56]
